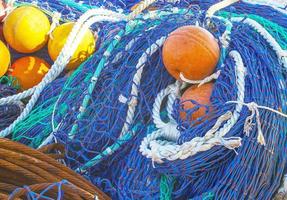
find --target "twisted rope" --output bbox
[120,36,167,137]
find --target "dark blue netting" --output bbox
[0,0,287,199]
[0,84,21,131]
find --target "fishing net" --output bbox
[0,0,287,199]
[8,180,90,200]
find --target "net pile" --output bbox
[0,0,287,199]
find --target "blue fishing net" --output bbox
[1,0,287,199]
[0,78,21,131]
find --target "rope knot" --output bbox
[227,101,266,146]
[245,102,265,145]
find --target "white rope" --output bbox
[242,0,287,15]
[151,82,181,141]
[179,70,221,87]
[206,0,240,19]
[166,82,181,123]
[47,12,61,38]
[140,50,246,164]
[119,36,167,137]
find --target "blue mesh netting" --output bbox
[1,0,287,199]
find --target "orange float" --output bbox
[9,56,50,90]
[180,82,214,122]
[162,26,220,80]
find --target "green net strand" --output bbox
[0,76,20,90]
[198,192,215,200]
[218,11,287,49]
[160,175,175,200]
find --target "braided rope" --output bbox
[151,82,180,141]
[119,36,167,137]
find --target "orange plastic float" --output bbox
[162,26,220,80]
[9,56,50,90]
[180,83,214,121]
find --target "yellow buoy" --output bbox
[48,22,96,70]
[9,56,50,90]
[3,6,50,53]
[0,40,10,77]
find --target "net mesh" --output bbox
[1,0,287,199]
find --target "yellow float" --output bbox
[48,22,96,70]
[0,40,10,77]
[3,6,50,53]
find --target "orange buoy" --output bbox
[162,26,220,80]
[9,56,50,90]
[180,82,214,122]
